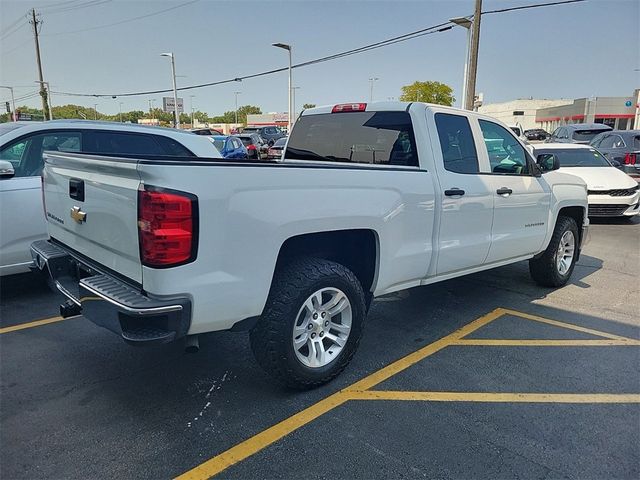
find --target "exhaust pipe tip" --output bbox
[185,334,199,353]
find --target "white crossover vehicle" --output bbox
[32,102,589,389]
[0,120,220,276]
[533,143,640,217]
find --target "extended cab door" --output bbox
[476,118,550,262]
[432,112,494,274]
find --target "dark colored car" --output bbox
[211,135,248,159]
[190,127,223,136]
[266,137,287,160]
[546,123,612,144]
[237,133,266,160]
[590,129,640,180]
[241,126,285,146]
[524,128,548,141]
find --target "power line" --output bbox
[44,0,113,15]
[42,0,199,36]
[49,0,586,99]
[0,18,28,41]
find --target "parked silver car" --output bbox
[0,120,220,276]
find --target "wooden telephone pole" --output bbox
[29,8,50,120]
[464,0,482,111]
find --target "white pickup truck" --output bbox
[32,102,589,389]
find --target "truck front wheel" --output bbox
[250,257,367,390]
[529,215,579,287]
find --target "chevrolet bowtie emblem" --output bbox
[70,206,87,224]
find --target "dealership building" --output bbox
[479,90,639,132]
[535,92,639,131]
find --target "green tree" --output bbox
[302,103,316,109]
[399,81,454,106]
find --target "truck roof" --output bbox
[300,101,485,117]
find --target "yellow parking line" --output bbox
[176,308,505,480]
[175,391,351,480]
[0,315,74,334]
[349,390,640,403]
[500,308,635,341]
[451,339,640,346]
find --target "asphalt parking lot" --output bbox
[1,217,639,480]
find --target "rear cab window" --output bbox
[285,110,419,167]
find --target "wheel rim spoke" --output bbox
[293,287,352,369]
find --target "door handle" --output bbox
[496,187,513,196]
[444,188,465,197]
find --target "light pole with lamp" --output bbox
[234,91,241,125]
[0,86,16,121]
[119,102,124,123]
[93,103,98,120]
[160,52,180,128]
[449,16,472,109]
[291,86,300,121]
[369,77,379,102]
[272,43,292,132]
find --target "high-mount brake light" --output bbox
[138,187,198,268]
[331,103,367,113]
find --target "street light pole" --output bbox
[234,91,241,125]
[272,43,292,132]
[161,52,180,129]
[369,77,379,102]
[0,86,16,121]
[292,86,300,121]
[190,95,195,127]
[449,16,473,109]
[119,102,123,123]
[93,103,98,120]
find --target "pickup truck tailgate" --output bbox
[43,152,142,284]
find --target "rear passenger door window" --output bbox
[478,120,529,175]
[434,113,479,174]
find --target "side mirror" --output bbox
[536,153,560,173]
[0,160,15,179]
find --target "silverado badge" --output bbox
[70,206,87,224]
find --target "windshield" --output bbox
[536,148,610,167]
[212,138,225,151]
[572,129,607,142]
[239,137,252,146]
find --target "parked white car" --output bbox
[532,143,640,217]
[32,102,589,389]
[0,120,221,276]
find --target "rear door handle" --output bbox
[444,188,465,197]
[496,187,513,196]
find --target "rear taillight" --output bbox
[138,186,198,268]
[247,144,256,150]
[332,103,367,113]
[624,153,637,165]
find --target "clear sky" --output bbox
[1,0,639,116]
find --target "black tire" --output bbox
[529,215,579,287]
[250,257,367,390]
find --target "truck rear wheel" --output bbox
[250,257,366,390]
[529,215,579,287]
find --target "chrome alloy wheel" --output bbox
[292,287,352,368]
[555,230,575,275]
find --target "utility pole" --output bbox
[464,0,482,111]
[190,95,195,127]
[94,103,98,120]
[29,8,49,120]
[160,53,180,128]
